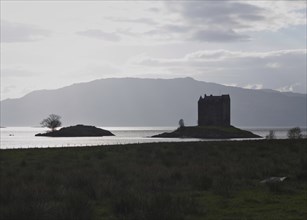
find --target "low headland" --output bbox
[1,139,306,219]
[35,124,114,137]
[153,125,261,139]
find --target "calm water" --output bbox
[0,127,197,149]
[0,127,306,149]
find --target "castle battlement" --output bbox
[198,94,230,126]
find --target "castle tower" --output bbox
[198,94,230,126]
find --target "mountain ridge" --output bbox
[3,77,306,102]
[4,77,306,102]
[1,77,306,127]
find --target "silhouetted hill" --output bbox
[1,77,306,127]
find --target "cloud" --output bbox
[192,29,250,42]
[185,50,236,61]
[1,20,50,43]
[243,84,263,90]
[77,29,121,42]
[73,1,305,43]
[133,49,306,66]
[161,24,190,33]
[131,49,306,93]
[277,83,301,92]
[1,67,38,78]
[160,1,306,42]
[147,7,161,13]
[167,1,306,31]
[167,1,264,25]
[106,17,157,25]
[249,1,306,30]
[97,2,266,42]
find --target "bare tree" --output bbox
[40,114,62,131]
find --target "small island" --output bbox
[35,124,114,137]
[153,94,260,139]
[152,125,260,139]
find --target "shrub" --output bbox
[287,127,302,139]
[178,119,185,128]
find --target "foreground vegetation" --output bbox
[1,139,307,220]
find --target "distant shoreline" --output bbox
[1,127,307,149]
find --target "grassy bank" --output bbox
[1,139,307,220]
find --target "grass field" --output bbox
[1,139,307,220]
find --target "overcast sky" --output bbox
[1,0,306,100]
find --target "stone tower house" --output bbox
[198,94,230,126]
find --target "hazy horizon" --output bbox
[1,1,306,101]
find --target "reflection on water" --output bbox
[0,127,306,149]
